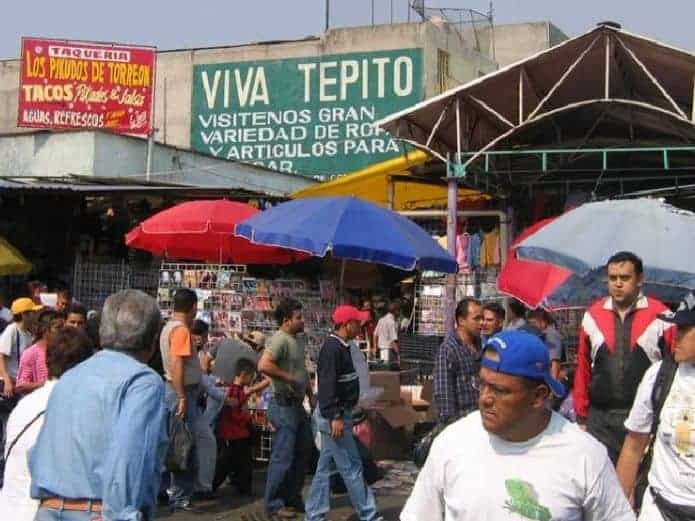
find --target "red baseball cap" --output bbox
[332,305,370,326]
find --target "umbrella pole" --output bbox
[445,177,458,335]
[339,258,346,301]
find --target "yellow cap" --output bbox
[10,297,43,315]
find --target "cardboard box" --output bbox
[421,379,434,402]
[411,398,430,411]
[371,402,420,428]
[400,384,423,404]
[367,408,413,460]
[369,371,401,403]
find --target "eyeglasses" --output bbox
[471,378,514,398]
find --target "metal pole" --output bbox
[339,258,346,300]
[325,0,330,32]
[146,131,154,182]
[371,0,375,25]
[387,176,396,210]
[445,175,458,335]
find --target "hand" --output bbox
[199,352,213,373]
[175,397,186,418]
[331,418,344,439]
[578,423,587,432]
[2,379,14,398]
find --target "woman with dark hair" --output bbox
[0,327,93,520]
[15,310,64,394]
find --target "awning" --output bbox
[0,176,284,199]
[377,23,695,192]
[0,236,32,276]
[291,150,488,210]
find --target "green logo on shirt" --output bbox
[504,479,552,521]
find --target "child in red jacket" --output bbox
[213,357,266,495]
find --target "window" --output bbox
[437,49,450,94]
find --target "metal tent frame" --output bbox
[377,21,695,330]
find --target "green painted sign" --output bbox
[191,48,423,177]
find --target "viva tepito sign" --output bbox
[191,49,423,177]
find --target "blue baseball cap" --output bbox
[481,330,566,398]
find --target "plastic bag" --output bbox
[165,415,194,473]
[353,417,373,448]
[349,341,383,407]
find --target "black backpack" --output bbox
[650,352,678,436]
[634,351,678,507]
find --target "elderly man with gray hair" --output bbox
[28,290,167,521]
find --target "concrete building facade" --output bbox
[0,20,567,179]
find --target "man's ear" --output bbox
[533,385,551,408]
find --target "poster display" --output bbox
[158,263,336,370]
[191,48,423,177]
[18,37,156,135]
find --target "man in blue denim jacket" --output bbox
[29,290,167,521]
[305,305,381,521]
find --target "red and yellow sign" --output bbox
[18,37,156,136]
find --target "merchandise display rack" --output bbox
[157,262,338,463]
[157,262,337,371]
[414,268,504,337]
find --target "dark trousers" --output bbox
[587,406,629,464]
[213,437,254,494]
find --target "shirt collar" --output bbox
[603,293,648,311]
[451,330,479,351]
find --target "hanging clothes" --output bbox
[467,232,482,270]
[481,228,500,267]
[456,233,470,272]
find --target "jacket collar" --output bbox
[329,333,350,348]
[602,293,648,311]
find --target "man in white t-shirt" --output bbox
[617,307,695,520]
[374,301,399,363]
[402,330,635,521]
[0,298,40,396]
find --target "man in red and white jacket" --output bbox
[574,251,674,464]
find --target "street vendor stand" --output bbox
[235,195,459,458]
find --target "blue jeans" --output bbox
[305,409,379,521]
[34,507,100,520]
[164,383,201,507]
[264,399,313,513]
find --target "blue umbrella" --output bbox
[517,198,695,289]
[542,270,690,309]
[235,196,457,273]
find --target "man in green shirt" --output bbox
[259,298,314,519]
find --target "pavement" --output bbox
[155,464,413,521]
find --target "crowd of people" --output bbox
[419,250,693,521]
[0,248,692,520]
[0,281,385,521]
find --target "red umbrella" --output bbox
[497,218,573,309]
[125,200,308,264]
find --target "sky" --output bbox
[0,0,693,59]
